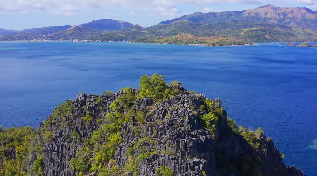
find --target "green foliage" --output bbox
[52,100,73,118]
[202,112,218,133]
[82,111,92,125]
[32,156,44,175]
[95,95,103,105]
[71,131,81,140]
[170,81,181,86]
[200,98,226,138]
[43,131,54,143]
[104,90,114,95]
[118,89,136,109]
[70,157,89,175]
[125,151,158,175]
[133,34,251,46]
[136,111,146,124]
[139,73,177,101]
[156,166,175,176]
[0,127,36,176]
[202,171,207,176]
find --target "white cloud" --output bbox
[202,7,213,12]
[298,0,315,5]
[129,11,137,17]
[0,0,315,16]
[104,12,119,18]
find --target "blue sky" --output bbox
[0,0,316,30]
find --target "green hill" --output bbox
[80,19,134,31]
[47,26,102,40]
[0,32,43,41]
[132,33,251,46]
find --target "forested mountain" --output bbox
[47,26,103,40]
[160,4,317,30]
[80,19,134,31]
[1,5,317,42]
[0,19,133,36]
[0,28,17,36]
[0,33,43,41]
[21,25,72,35]
[92,21,317,42]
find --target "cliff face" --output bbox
[23,74,304,176]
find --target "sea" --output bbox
[0,42,316,175]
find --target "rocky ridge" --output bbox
[0,74,305,176]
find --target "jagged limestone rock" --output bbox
[22,75,304,176]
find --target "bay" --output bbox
[0,42,316,175]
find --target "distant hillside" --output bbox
[47,26,102,40]
[160,4,317,29]
[92,21,317,42]
[0,19,133,37]
[0,32,42,41]
[21,25,72,35]
[132,33,251,46]
[80,19,134,31]
[0,28,17,36]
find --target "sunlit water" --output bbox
[0,42,316,175]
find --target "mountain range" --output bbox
[1,5,317,42]
[0,19,133,36]
[160,4,317,29]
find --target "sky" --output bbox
[0,0,316,30]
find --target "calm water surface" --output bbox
[0,42,316,175]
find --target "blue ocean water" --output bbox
[0,42,316,175]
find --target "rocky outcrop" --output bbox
[297,42,317,47]
[25,78,304,176]
[285,42,296,46]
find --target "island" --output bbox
[131,34,252,46]
[0,74,304,176]
[285,42,317,47]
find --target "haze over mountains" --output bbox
[1,5,317,42]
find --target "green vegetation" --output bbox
[47,26,102,40]
[32,156,44,175]
[132,33,251,46]
[0,126,36,176]
[139,73,178,101]
[104,90,114,95]
[0,32,42,41]
[156,166,175,176]
[52,99,73,119]
[69,73,180,175]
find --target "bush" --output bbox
[139,73,176,101]
[156,166,175,176]
[33,156,44,175]
[52,100,73,118]
[43,131,54,143]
